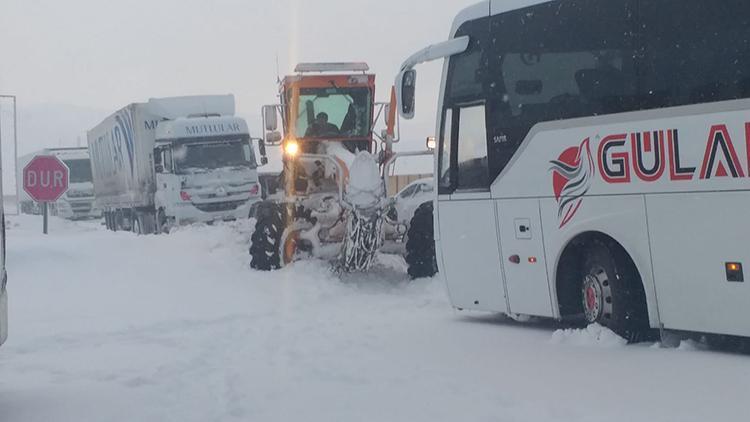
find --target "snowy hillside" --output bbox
[0,216,747,422]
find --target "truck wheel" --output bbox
[405,201,438,279]
[132,213,143,235]
[249,202,284,271]
[106,212,114,231]
[580,240,650,343]
[156,209,169,234]
[113,210,123,232]
[142,212,157,235]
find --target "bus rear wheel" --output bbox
[580,240,650,343]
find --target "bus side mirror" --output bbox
[263,105,278,131]
[396,69,416,119]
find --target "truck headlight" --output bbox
[283,140,299,157]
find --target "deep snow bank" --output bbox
[0,215,748,422]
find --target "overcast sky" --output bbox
[0,0,477,144]
[0,0,479,193]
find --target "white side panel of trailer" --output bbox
[88,104,160,210]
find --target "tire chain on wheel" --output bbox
[249,202,286,271]
[338,209,384,273]
[405,201,438,279]
[582,239,651,343]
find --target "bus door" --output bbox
[438,105,508,313]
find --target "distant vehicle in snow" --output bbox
[397,0,750,342]
[88,95,266,234]
[388,178,433,228]
[381,178,435,257]
[17,147,101,220]
[0,162,7,347]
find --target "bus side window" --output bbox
[639,0,750,108]
[455,105,489,191]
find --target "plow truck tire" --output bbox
[405,201,438,279]
[250,202,285,271]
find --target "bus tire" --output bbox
[580,240,650,343]
[405,201,438,279]
[249,202,284,271]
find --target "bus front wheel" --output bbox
[580,240,650,343]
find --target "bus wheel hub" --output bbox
[582,273,604,322]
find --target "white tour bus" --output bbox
[397,0,750,342]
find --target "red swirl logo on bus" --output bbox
[549,138,595,228]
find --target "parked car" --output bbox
[388,178,434,227]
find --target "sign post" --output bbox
[22,155,69,234]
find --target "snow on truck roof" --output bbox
[20,147,89,162]
[147,95,235,120]
[294,62,370,73]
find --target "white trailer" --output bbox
[88,95,264,233]
[397,0,750,341]
[18,147,101,220]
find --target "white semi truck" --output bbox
[88,95,264,234]
[18,147,101,220]
[397,0,750,343]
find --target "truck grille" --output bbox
[193,200,247,213]
[71,202,93,212]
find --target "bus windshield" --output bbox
[172,139,256,174]
[295,87,372,139]
[64,159,93,184]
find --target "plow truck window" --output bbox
[295,87,372,139]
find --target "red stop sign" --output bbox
[23,155,70,202]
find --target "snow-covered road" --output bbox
[0,216,747,422]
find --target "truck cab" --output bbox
[50,148,101,220]
[153,115,261,227]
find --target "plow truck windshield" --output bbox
[295,87,372,139]
[172,139,256,175]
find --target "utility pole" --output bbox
[0,95,18,215]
